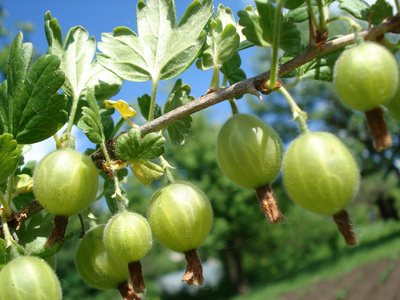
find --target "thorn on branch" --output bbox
[257,80,283,95]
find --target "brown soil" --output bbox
[279,257,400,300]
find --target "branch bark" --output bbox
[89,15,400,165]
[138,15,400,136]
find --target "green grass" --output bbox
[231,219,400,300]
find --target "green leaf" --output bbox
[285,2,319,23]
[338,0,370,20]
[0,238,24,268]
[12,173,33,195]
[44,11,63,57]
[369,0,393,25]
[238,1,302,55]
[164,79,194,146]
[0,80,8,134]
[130,160,164,185]
[0,133,18,183]
[97,0,213,82]
[1,32,68,144]
[281,46,346,81]
[137,94,162,121]
[115,128,165,162]
[284,0,306,9]
[77,88,105,144]
[45,13,123,101]
[221,52,247,98]
[196,4,240,71]
[17,213,63,258]
[98,106,115,140]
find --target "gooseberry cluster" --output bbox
[214,39,400,247]
[1,2,399,298]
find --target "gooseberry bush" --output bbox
[0,0,400,298]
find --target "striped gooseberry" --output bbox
[103,211,152,293]
[216,113,284,224]
[0,256,62,300]
[33,148,99,246]
[146,181,213,286]
[33,148,99,217]
[333,42,399,151]
[282,132,360,245]
[333,41,398,112]
[75,225,130,292]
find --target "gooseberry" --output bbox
[75,225,129,290]
[147,181,213,286]
[216,113,284,224]
[216,113,283,189]
[0,256,62,300]
[33,148,99,217]
[333,41,398,151]
[33,148,99,246]
[103,211,152,293]
[282,132,360,245]
[333,41,398,112]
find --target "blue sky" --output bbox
[1,0,259,161]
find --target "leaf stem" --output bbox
[278,86,309,134]
[4,173,16,218]
[53,134,62,149]
[328,16,362,33]
[148,80,159,122]
[113,168,128,213]
[1,209,20,259]
[0,193,11,218]
[316,0,328,32]
[267,0,284,89]
[100,141,128,212]
[100,142,112,166]
[210,64,221,91]
[1,209,13,246]
[65,95,80,136]
[159,155,174,184]
[306,0,319,30]
[229,98,239,115]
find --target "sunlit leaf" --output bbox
[238,0,302,55]
[137,94,162,121]
[115,128,165,162]
[369,0,393,25]
[97,0,213,82]
[196,4,240,71]
[77,88,105,144]
[0,32,68,144]
[0,133,18,183]
[45,12,122,101]
[130,160,164,185]
[338,0,370,20]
